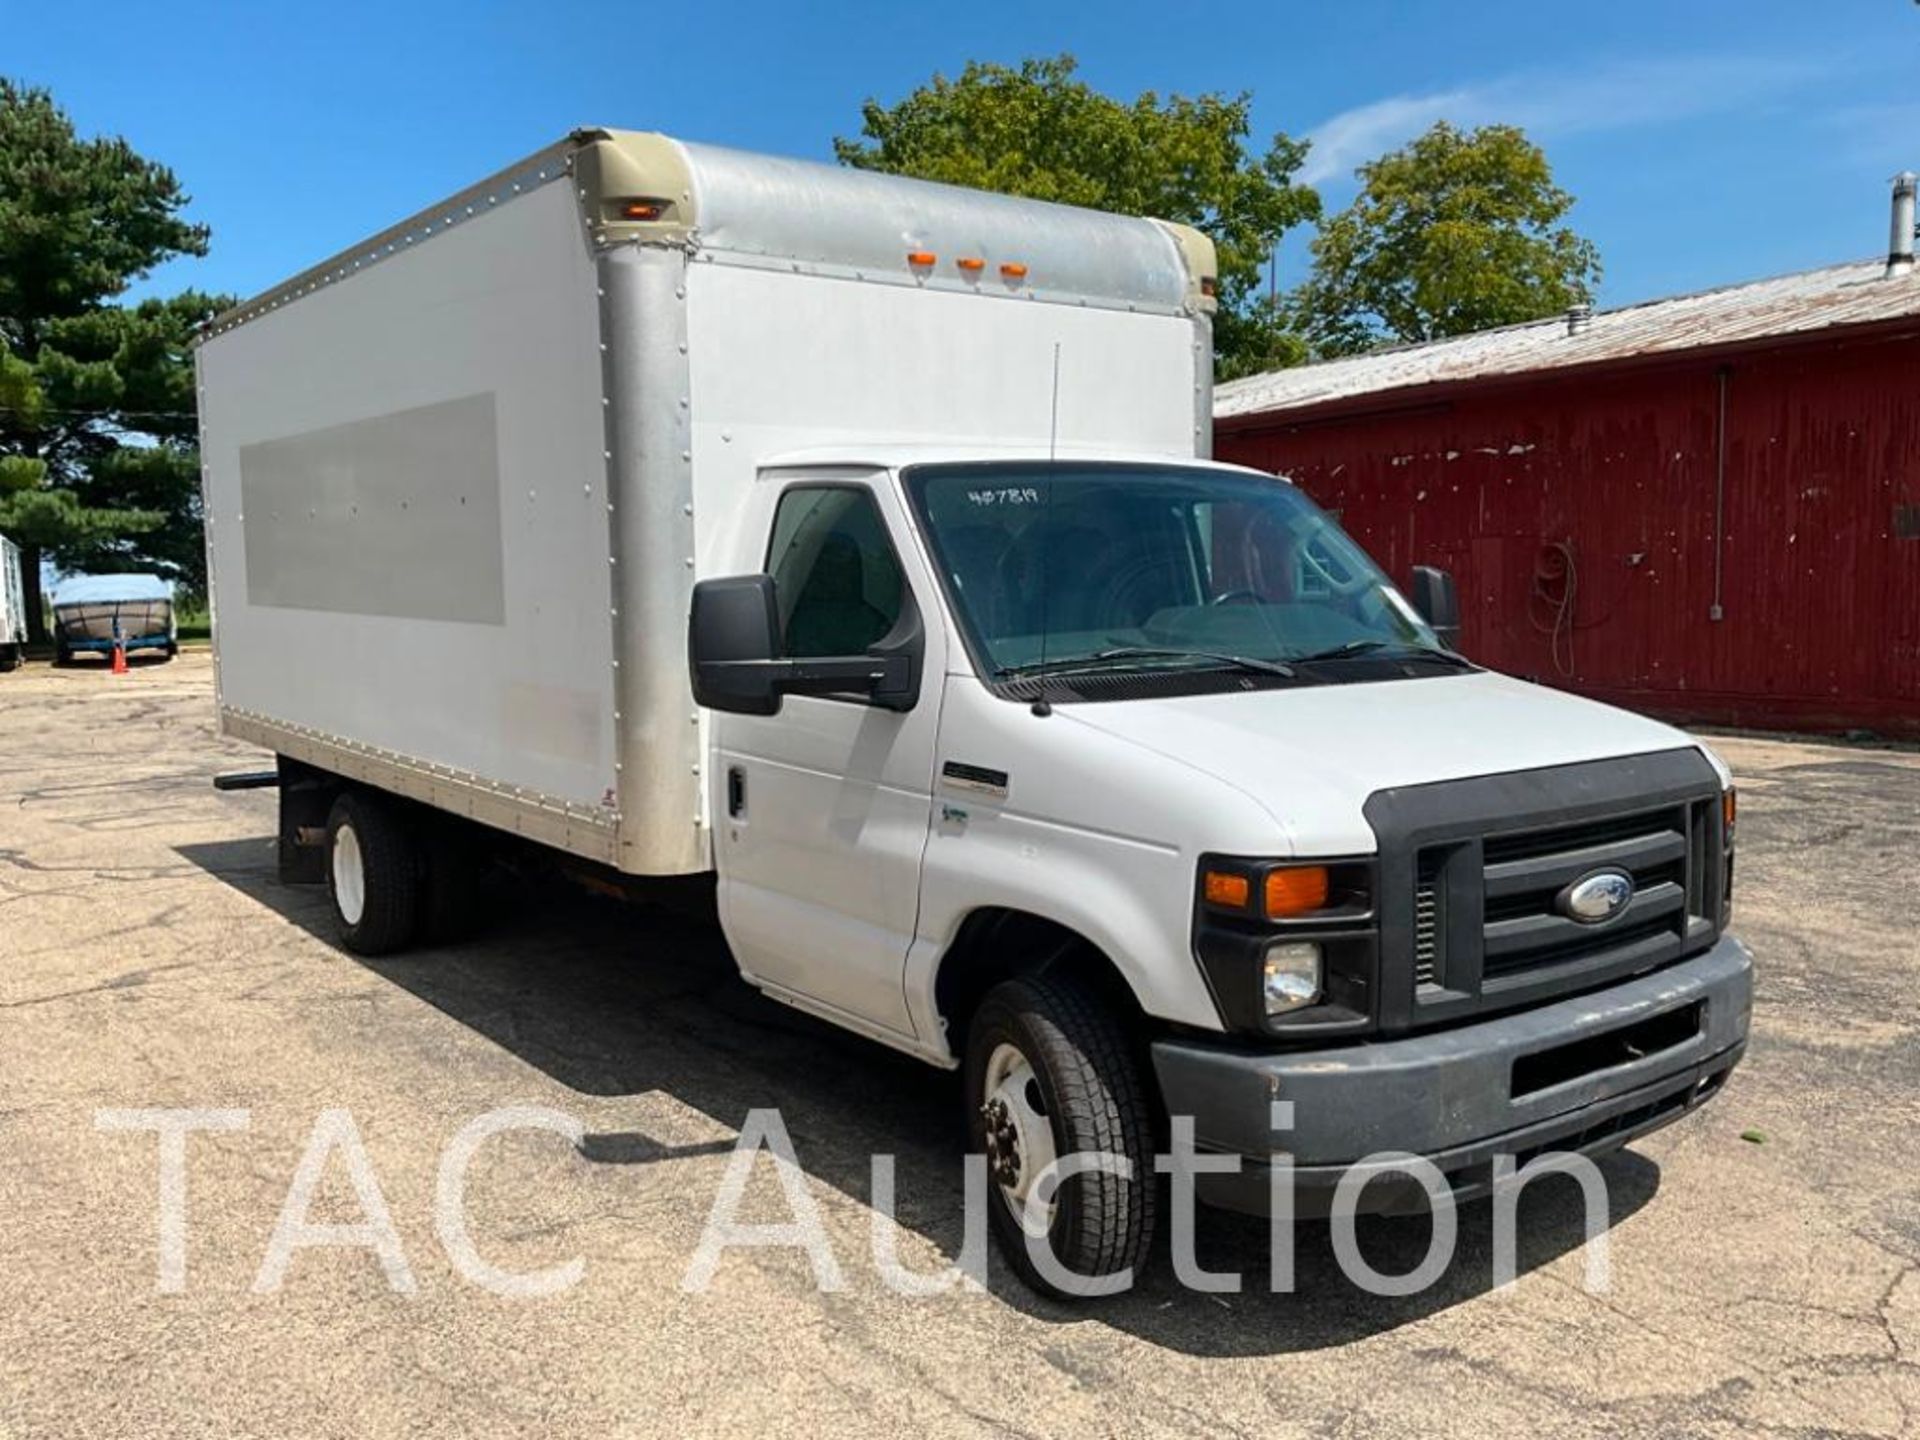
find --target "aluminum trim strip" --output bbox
[221,708,620,865]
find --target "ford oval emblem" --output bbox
[1558,868,1635,925]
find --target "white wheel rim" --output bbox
[332,823,367,927]
[981,1041,1058,1238]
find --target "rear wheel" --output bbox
[964,972,1157,1297]
[0,646,17,673]
[325,791,422,955]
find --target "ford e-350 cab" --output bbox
[688,450,1750,1286]
[199,129,1748,1298]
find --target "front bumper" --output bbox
[1152,935,1752,1215]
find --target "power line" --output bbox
[0,402,198,423]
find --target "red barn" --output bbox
[1214,246,1920,740]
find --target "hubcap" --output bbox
[980,1042,1058,1238]
[331,822,366,927]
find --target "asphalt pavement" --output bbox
[0,651,1914,1438]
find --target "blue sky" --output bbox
[5,0,1916,313]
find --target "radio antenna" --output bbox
[1048,341,1062,463]
[1032,343,1062,715]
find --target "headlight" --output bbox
[1263,941,1322,1014]
[1194,854,1374,1035]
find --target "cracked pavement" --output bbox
[0,652,1916,1438]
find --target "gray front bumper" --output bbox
[1153,935,1752,1208]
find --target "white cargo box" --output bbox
[197,129,1215,874]
[0,534,25,666]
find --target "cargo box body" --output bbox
[197,130,1213,874]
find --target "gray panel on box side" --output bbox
[239,392,506,623]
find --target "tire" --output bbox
[162,640,178,661]
[0,647,17,673]
[53,644,72,668]
[325,791,422,956]
[964,972,1157,1298]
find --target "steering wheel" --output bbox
[1208,588,1264,607]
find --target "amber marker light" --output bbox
[1264,865,1330,919]
[956,256,986,273]
[1202,870,1251,911]
[620,200,665,221]
[999,262,1029,280]
[907,251,937,267]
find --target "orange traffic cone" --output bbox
[111,642,128,675]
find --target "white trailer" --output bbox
[0,534,24,671]
[201,130,1750,1296]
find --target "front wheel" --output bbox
[964,973,1157,1297]
[325,791,422,956]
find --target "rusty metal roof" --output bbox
[1215,257,1920,422]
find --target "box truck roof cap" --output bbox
[202,129,1218,340]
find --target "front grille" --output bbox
[1364,751,1729,1035]
[1471,802,1697,983]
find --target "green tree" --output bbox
[0,80,226,643]
[836,55,1320,379]
[1292,121,1601,357]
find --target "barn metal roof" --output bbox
[1215,257,1920,422]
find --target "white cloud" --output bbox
[1300,54,1828,187]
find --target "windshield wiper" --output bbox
[997,647,1297,680]
[1290,639,1474,668]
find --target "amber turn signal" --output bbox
[1723,786,1737,838]
[1264,866,1330,918]
[620,200,665,221]
[1202,870,1251,911]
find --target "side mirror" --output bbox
[1408,565,1462,651]
[689,575,785,716]
[689,574,920,716]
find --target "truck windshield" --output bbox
[903,462,1449,682]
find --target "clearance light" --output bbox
[907,251,936,267]
[999,262,1029,280]
[1202,870,1251,911]
[956,256,985,273]
[620,200,666,221]
[1264,865,1330,919]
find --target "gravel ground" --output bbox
[0,650,1915,1438]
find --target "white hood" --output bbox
[1056,671,1704,856]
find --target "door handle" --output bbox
[727,766,747,818]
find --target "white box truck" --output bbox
[0,534,24,671]
[199,129,1750,1294]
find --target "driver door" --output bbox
[710,476,942,1043]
